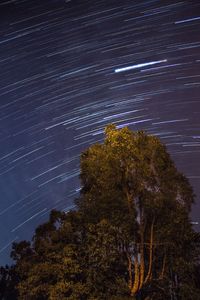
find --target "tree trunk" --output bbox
[127,253,133,290]
[144,218,154,284]
[131,250,140,296]
[159,251,166,280]
[139,210,145,290]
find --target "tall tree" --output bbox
[78,124,197,299]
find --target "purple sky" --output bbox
[0,0,200,264]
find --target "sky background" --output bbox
[0,0,200,264]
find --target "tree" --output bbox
[78,124,198,299]
[0,265,18,299]
[3,125,200,300]
[10,210,88,300]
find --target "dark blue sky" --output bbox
[0,0,200,264]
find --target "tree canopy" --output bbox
[1,125,200,300]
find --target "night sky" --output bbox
[0,0,200,264]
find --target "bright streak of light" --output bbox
[175,16,200,24]
[114,59,167,73]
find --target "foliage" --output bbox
[78,124,197,298]
[1,125,200,299]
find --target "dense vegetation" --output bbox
[1,125,200,299]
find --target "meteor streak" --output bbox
[114,59,167,73]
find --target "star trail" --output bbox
[0,0,200,264]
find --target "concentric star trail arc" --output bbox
[0,0,199,265]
